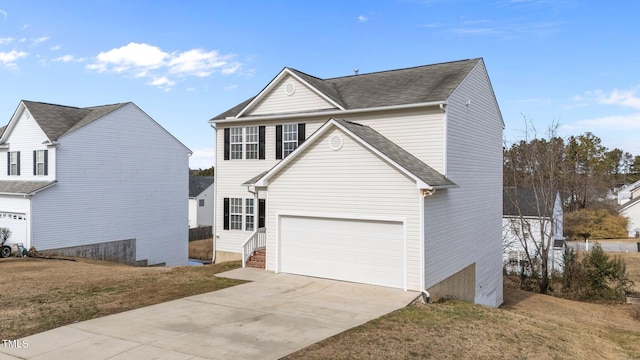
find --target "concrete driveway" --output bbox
[0,268,418,360]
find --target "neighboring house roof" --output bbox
[189,176,214,197]
[248,118,456,190]
[0,125,5,137]
[619,194,640,212]
[20,100,129,141]
[0,180,56,195]
[503,188,555,218]
[211,58,482,120]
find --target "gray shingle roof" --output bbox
[20,101,129,141]
[503,188,554,217]
[335,119,456,188]
[189,176,214,197]
[211,58,481,120]
[0,180,56,195]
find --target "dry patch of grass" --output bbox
[285,287,640,360]
[612,251,640,292]
[189,238,213,260]
[0,258,243,339]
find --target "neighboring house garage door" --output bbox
[0,212,27,245]
[279,215,404,289]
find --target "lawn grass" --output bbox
[0,258,243,339]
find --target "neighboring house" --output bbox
[503,188,565,274]
[617,180,640,237]
[0,100,191,266]
[189,176,214,228]
[209,58,504,307]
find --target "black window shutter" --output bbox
[297,123,306,145]
[6,153,9,175]
[275,125,283,160]
[258,199,266,228]
[258,126,265,160]
[223,128,230,160]
[33,151,36,175]
[223,198,230,230]
[16,151,20,175]
[44,150,48,176]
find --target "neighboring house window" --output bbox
[7,151,20,176]
[275,123,305,159]
[230,127,243,160]
[245,126,259,160]
[199,199,205,207]
[245,198,254,231]
[223,126,265,160]
[33,150,48,176]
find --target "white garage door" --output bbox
[0,212,28,245]
[279,216,404,289]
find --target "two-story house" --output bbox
[189,175,214,229]
[617,180,640,237]
[209,58,504,307]
[0,100,191,266]
[503,188,565,274]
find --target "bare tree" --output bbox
[503,118,564,294]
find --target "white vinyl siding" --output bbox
[265,128,421,291]
[247,75,337,116]
[30,104,189,266]
[214,110,444,254]
[0,108,56,182]
[424,61,504,307]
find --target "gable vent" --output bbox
[284,81,296,96]
[329,135,343,151]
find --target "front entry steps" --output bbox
[245,248,265,269]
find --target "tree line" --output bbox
[504,127,639,212]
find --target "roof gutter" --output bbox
[210,100,446,124]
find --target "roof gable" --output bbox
[1,100,129,143]
[503,188,556,218]
[252,118,455,190]
[211,58,481,121]
[189,176,214,197]
[236,68,344,118]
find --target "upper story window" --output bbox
[34,150,48,176]
[245,126,259,160]
[224,126,265,160]
[230,127,243,160]
[7,151,20,176]
[276,123,305,159]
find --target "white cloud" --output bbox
[358,15,368,22]
[0,50,28,69]
[0,37,13,45]
[32,36,49,45]
[569,113,640,129]
[189,148,216,169]
[0,9,6,21]
[50,45,61,51]
[593,88,640,109]
[53,54,86,63]
[87,42,240,90]
[224,84,239,91]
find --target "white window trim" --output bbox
[9,151,19,176]
[245,126,259,160]
[230,198,243,230]
[245,198,254,231]
[282,123,298,158]
[230,127,243,160]
[35,150,46,176]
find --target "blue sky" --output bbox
[1,1,639,169]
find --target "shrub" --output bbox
[561,244,633,302]
[564,208,628,240]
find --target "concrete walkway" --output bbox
[0,268,418,359]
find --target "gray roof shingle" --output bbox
[19,101,129,141]
[503,188,554,217]
[211,58,481,120]
[189,176,214,197]
[335,119,456,188]
[0,180,56,195]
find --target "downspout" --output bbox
[420,188,436,303]
[440,103,448,176]
[210,123,217,264]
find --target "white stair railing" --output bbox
[241,227,266,268]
